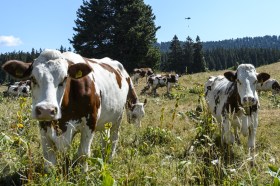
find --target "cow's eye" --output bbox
[31,76,38,85]
[58,77,67,87]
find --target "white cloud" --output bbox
[0,35,23,47]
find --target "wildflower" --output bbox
[17,123,24,128]
[104,122,112,130]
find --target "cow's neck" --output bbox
[224,82,241,114]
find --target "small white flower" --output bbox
[211,159,219,165]
[270,157,276,164]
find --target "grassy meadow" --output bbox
[0,62,280,185]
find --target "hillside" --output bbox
[0,62,280,185]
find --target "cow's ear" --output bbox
[257,73,270,83]
[2,60,32,79]
[224,71,236,82]
[68,63,92,79]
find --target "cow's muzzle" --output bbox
[242,97,256,106]
[35,104,58,121]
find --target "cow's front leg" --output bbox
[167,83,171,94]
[233,126,241,145]
[248,113,258,166]
[151,87,157,96]
[77,124,94,172]
[40,129,56,172]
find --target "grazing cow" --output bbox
[5,80,31,97]
[256,78,280,94]
[2,49,146,171]
[132,68,153,84]
[204,64,270,163]
[141,74,179,95]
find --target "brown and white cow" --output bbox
[204,64,270,163]
[257,78,280,94]
[141,74,179,95]
[132,67,153,84]
[2,49,146,171]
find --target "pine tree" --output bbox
[70,0,114,58]
[165,35,183,73]
[69,0,160,72]
[192,36,206,73]
[182,36,194,74]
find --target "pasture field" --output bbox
[0,63,280,185]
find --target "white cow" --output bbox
[141,74,179,95]
[204,64,270,163]
[257,78,280,94]
[6,80,31,97]
[2,49,146,171]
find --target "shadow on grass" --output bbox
[0,172,22,186]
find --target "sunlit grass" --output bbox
[0,62,280,185]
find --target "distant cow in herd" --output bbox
[257,78,280,94]
[204,64,270,164]
[141,73,180,95]
[2,49,146,172]
[4,80,31,97]
[132,68,154,85]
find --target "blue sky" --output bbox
[1,0,280,53]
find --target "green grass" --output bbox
[1,63,280,185]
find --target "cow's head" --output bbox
[126,99,147,127]
[224,64,270,106]
[2,49,92,121]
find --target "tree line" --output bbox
[160,35,280,73]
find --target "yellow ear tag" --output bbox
[15,70,23,77]
[75,70,83,78]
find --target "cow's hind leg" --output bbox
[222,118,235,145]
[101,115,123,162]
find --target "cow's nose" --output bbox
[243,97,255,104]
[35,105,58,120]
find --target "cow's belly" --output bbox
[95,93,127,131]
